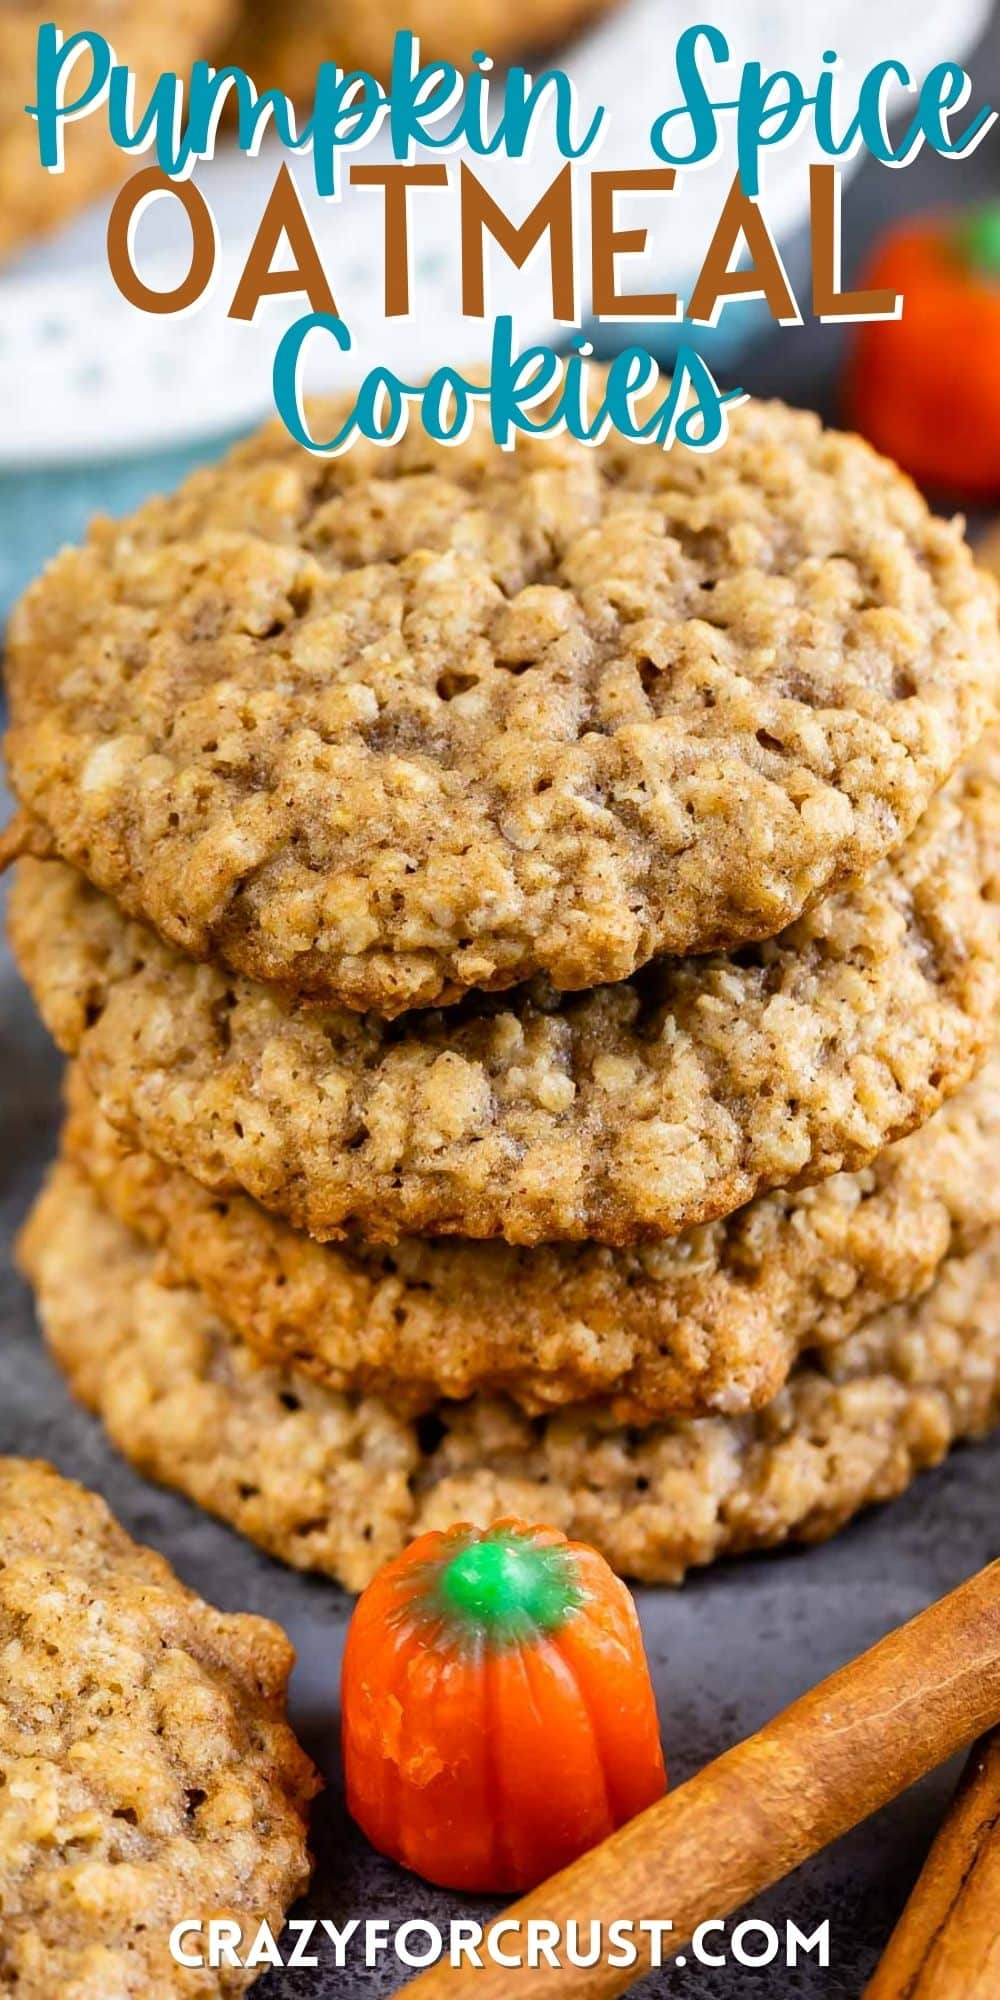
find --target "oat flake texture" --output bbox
[20,1166,1000,1594]
[0,1456,318,1999]
[0,1,235,264]
[5,394,998,1012]
[9,735,1000,1245]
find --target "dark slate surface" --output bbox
[1,10,999,1992]
[2,888,998,2000]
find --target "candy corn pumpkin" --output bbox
[341,1518,666,1892]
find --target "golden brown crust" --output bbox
[19,1163,1000,1594]
[0,1454,318,1998]
[6,395,997,1013]
[0,1,234,264]
[10,736,1000,1245]
[62,1049,1000,1422]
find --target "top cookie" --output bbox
[0,1457,318,1998]
[5,393,997,1013]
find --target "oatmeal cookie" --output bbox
[19,1164,1000,1592]
[10,739,1000,1245]
[5,394,997,1013]
[978,522,1000,582]
[228,0,614,97]
[62,1051,1000,1422]
[0,1455,318,1998]
[0,2,234,264]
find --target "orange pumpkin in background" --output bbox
[846,204,1000,500]
[341,1518,666,1893]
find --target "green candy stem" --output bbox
[435,1528,582,1645]
[956,203,1000,280]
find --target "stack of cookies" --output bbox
[0,2,239,264]
[6,391,1000,1592]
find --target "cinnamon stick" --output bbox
[864,1731,1000,1999]
[406,1561,1000,1999]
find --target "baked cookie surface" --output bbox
[11,739,1000,1245]
[6,396,997,1013]
[229,0,614,96]
[0,2,233,264]
[20,1164,1000,1593]
[0,1455,318,1998]
[62,1050,1000,1422]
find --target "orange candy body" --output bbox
[846,219,1000,499]
[341,1520,666,1893]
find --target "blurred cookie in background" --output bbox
[21,1159,1000,1595]
[0,0,235,264]
[226,0,616,98]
